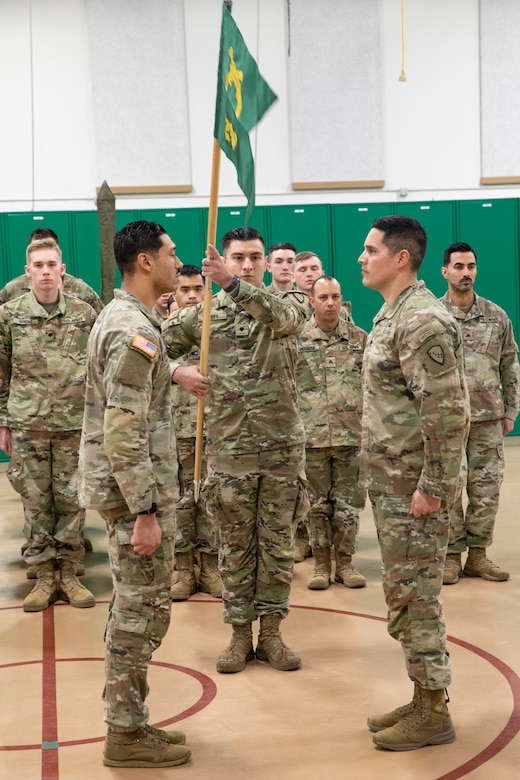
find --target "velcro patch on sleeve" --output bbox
[114,333,158,388]
[131,334,158,359]
[408,319,445,349]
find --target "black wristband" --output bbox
[224,275,240,295]
[138,502,157,515]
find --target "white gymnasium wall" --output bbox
[85,0,191,192]
[287,0,383,187]
[0,0,517,211]
[0,0,96,208]
[480,0,520,180]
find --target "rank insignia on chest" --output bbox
[427,345,444,365]
[131,334,158,358]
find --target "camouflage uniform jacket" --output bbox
[296,314,367,448]
[171,345,202,441]
[0,290,97,431]
[162,281,307,455]
[0,272,104,313]
[361,281,470,503]
[440,292,520,423]
[78,290,177,521]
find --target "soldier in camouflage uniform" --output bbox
[0,227,103,314]
[1,227,102,567]
[359,216,470,751]
[0,270,104,313]
[440,242,520,584]
[162,226,309,675]
[287,251,325,561]
[168,265,222,601]
[78,221,191,769]
[0,239,97,612]
[265,242,296,292]
[296,276,367,590]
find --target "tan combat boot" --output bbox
[443,553,462,585]
[367,683,420,732]
[372,687,455,751]
[216,623,254,673]
[142,724,186,745]
[58,560,95,608]
[27,561,85,579]
[463,547,510,581]
[198,552,222,598]
[256,613,301,671]
[334,552,366,588]
[23,560,58,612]
[171,551,197,601]
[103,726,191,768]
[307,547,331,590]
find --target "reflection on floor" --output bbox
[0,444,519,780]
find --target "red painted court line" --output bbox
[292,604,520,780]
[41,606,59,780]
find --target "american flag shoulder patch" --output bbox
[131,334,158,359]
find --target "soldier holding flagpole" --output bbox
[163,228,309,673]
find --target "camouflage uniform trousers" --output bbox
[369,492,451,689]
[174,437,219,556]
[448,418,504,552]
[98,504,174,730]
[205,444,309,625]
[304,445,366,553]
[7,428,85,565]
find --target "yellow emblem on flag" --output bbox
[225,46,243,118]
[131,334,158,359]
[225,116,238,149]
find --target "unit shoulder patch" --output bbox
[285,291,307,304]
[427,345,445,365]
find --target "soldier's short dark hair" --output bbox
[114,220,167,277]
[221,226,265,254]
[371,215,427,271]
[268,242,297,258]
[443,242,477,267]
[29,227,59,244]
[179,264,203,277]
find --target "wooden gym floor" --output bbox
[0,444,519,780]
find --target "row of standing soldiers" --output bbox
[0,218,518,766]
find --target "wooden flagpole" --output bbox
[193,137,221,502]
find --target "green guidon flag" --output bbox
[214,1,278,224]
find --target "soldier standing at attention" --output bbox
[0,227,104,314]
[163,226,309,675]
[289,252,325,562]
[168,265,222,601]
[78,221,191,769]
[296,275,367,590]
[440,242,520,584]
[0,238,97,612]
[358,215,469,751]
